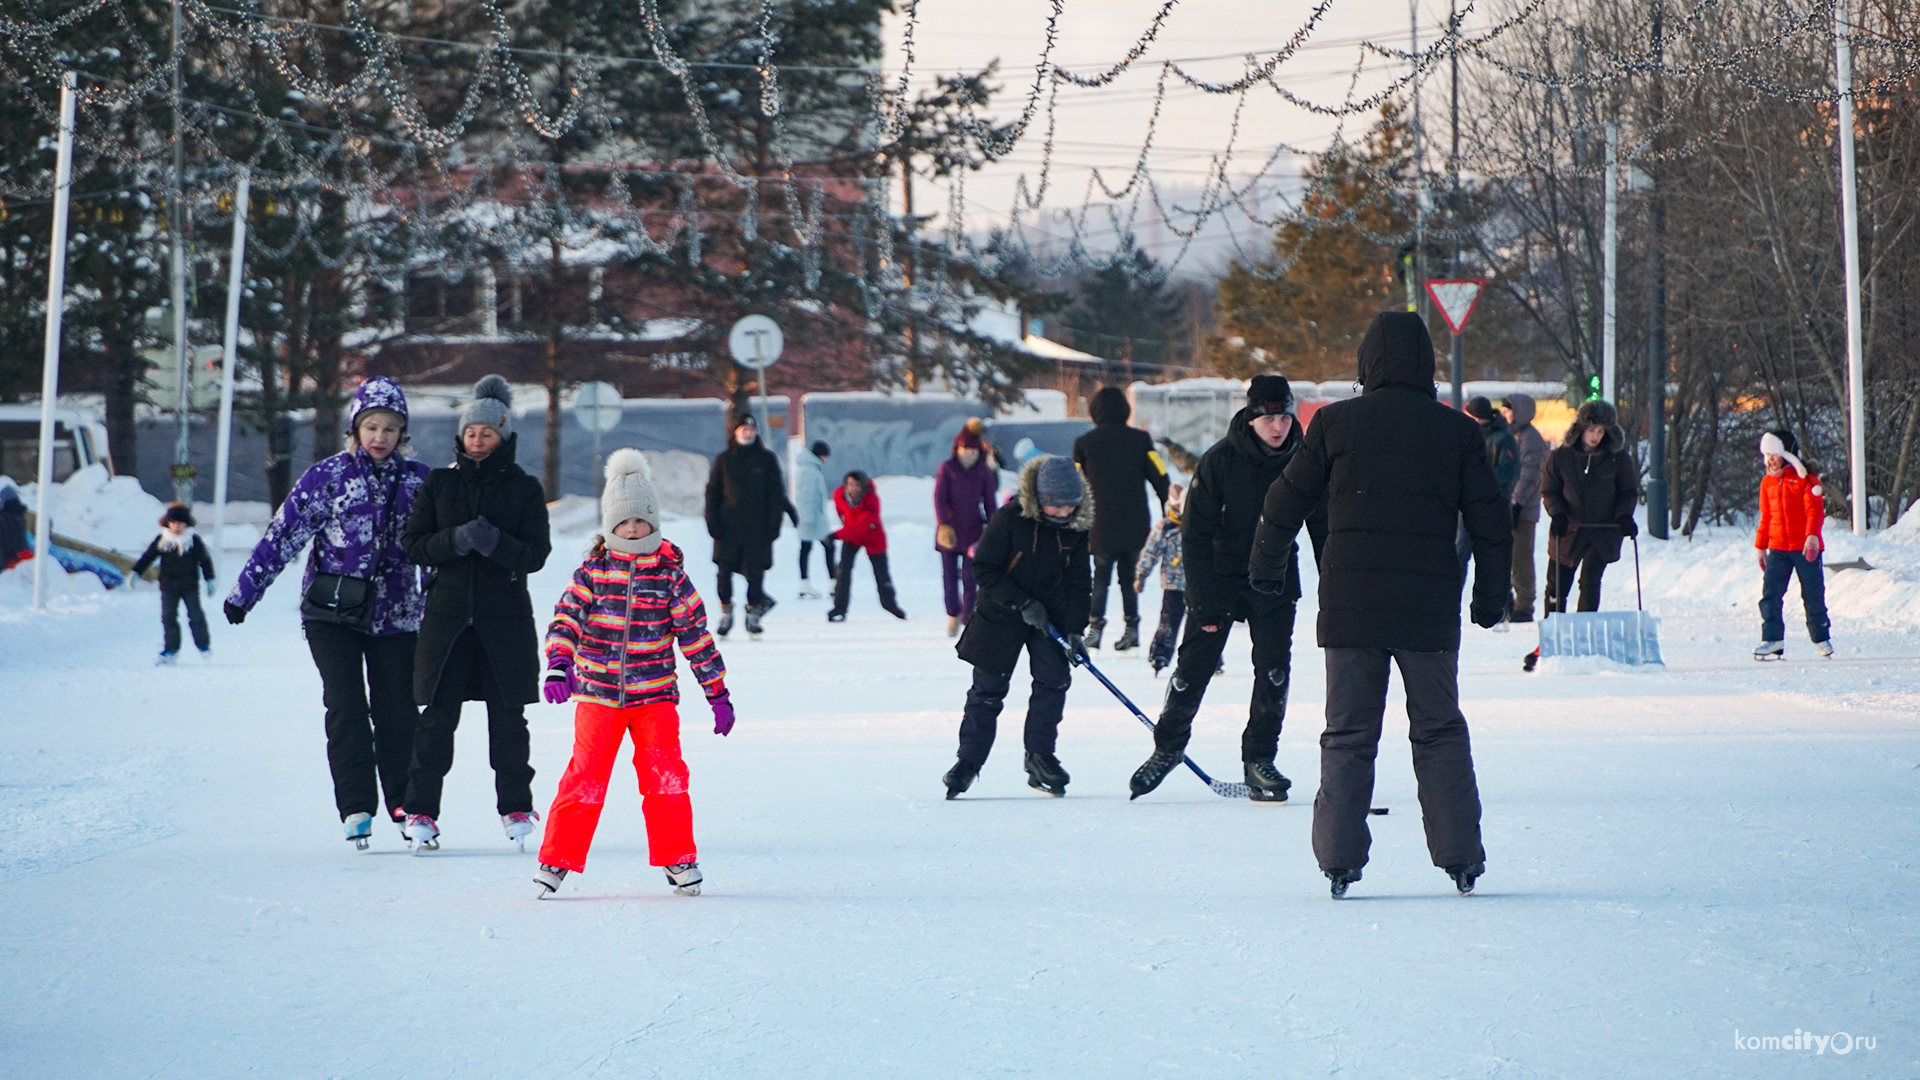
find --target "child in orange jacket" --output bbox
[827,471,907,622]
[533,450,735,899]
[1754,430,1832,660]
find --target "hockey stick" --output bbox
[1044,625,1250,799]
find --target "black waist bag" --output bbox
[302,572,375,630]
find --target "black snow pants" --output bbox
[830,546,898,617]
[956,627,1072,767]
[1152,599,1296,763]
[1091,549,1142,625]
[1314,647,1484,873]
[305,621,419,822]
[403,627,535,821]
[161,585,211,654]
[714,559,771,609]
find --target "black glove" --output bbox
[1065,633,1088,664]
[1249,576,1286,596]
[223,601,247,625]
[1549,515,1567,536]
[453,516,501,558]
[1019,598,1049,630]
[1470,598,1506,629]
[1618,515,1639,538]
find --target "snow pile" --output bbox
[17,464,169,556]
[1628,522,1920,632]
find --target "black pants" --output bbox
[831,546,898,616]
[1153,600,1296,762]
[1546,537,1608,613]
[1314,647,1484,873]
[1148,588,1185,670]
[404,629,535,820]
[715,560,770,608]
[304,621,419,822]
[957,627,1072,766]
[161,586,210,653]
[1091,549,1142,624]
[799,538,837,581]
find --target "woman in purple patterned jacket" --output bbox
[223,377,432,850]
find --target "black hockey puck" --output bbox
[1368,807,1389,815]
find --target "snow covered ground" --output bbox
[3,470,1918,1078]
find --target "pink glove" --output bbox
[710,691,736,736]
[542,661,576,705]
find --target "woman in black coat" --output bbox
[1071,385,1170,651]
[1539,399,1640,614]
[704,410,796,636]
[398,376,552,851]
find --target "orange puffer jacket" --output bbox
[1757,470,1826,552]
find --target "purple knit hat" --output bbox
[347,376,410,433]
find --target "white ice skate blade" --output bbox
[354,837,371,851]
[674,883,701,896]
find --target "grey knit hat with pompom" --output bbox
[458,375,514,440]
[601,448,662,555]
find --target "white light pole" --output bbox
[1834,0,1867,533]
[32,72,78,611]
[211,169,250,565]
[1602,120,1618,402]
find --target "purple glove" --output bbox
[542,661,576,705]
[710,691,736,736]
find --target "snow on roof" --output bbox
[1018,335,1108,364]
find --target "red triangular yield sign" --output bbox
[1425,279,1486,334]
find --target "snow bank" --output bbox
[17,464,170,556]
[1628,522,1920,632]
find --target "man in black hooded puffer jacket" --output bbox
[1072,386,1170,652]
[1249,311,1511,898]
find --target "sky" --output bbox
[881,0,1504,278]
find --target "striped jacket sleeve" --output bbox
[668,567,727,698]
[545,563,596,665]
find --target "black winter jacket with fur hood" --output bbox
[1540,399,1640,566]
[954,457,1094,676]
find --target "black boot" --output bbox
[716,603,734,637]
[1129,749,1182,800]
[942,758,979,800]
[1522,648,1538,672]
[1112,617,1139,652]
[1084,617,1105,651]
[1446,861,1485,895]
[1326,868,1363,898]
[1024,750,1070,796]
[1244,761,1291,803]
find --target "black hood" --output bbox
[1089,386,1131,426]
[1357,311,1437,396]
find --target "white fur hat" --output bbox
[601,448,662,555]
[1759,432,1807,478]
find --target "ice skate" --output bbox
[534,864,568,899]
[881,601,908,620]
[1024,750,1070,797]
[665,862,703,896]
[745,600,773,640]
[1084,617,1105,651]
[1814,639,1834,658]
[198,647,213,662]
[155,651,178,666]
[1446,862,1485,895]
[1128,749,1181,800]
[942,757,979,800]
[1326,868,1362,898]
[1753,640,1784,661]
[1244,761,1291,803]
[404,813,440,853]
[1112,618,1139,653]
[798,583,822,600]
[342,812,373,851]
[501,810,539,852]
[827,609,846,623]
[715,603,734,638]
[1522,648,1539,672]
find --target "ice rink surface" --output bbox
[3,480,1917,1078]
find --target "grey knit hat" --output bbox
[600,448,662,556]
[458,375,513,441]
[1035,455,1084,506]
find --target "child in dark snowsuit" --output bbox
[534,449,734,899]
[1134,483,1186,674]
[131,503,216,663]
[943,455,1093,799]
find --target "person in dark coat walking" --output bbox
[1072,386,1171,653]
[934,423,998,636]
[704,411,796,637]
[131,502,218,662]
[1128,375,1305,803]
[943,455,1093,800]
[1539,399,1639,616]
[1499,393,1550,622]
[1250,311,1511,898]
[400,375,552,852]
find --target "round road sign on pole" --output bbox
[572,381,623,434]
[728,314,784,370]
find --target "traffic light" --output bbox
[1587,375,1602,401]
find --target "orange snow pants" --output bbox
[538,700,695,873]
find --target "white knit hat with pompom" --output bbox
[601,448,661,555]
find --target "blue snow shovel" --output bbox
[1537,536,1664,666]
[1044,624,1251,799]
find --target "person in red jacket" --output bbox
[828,471,907,622]
[1754,429,1832,660]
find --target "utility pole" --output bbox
[1447,0,1463,407]
[1645,0,1670,539]
[1410,0,1424,317]
[1834,0,1867,534]
[169,0,194,505]
[1603,120,1618,402]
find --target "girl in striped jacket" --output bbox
[533,450,735,899]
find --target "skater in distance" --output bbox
[533,449,731,899]
[828,471,907,622]
[130,502,217,665]
[1753,430,1833,661]
[791,440,836,600]
[1073,386,1171,653]
[934,421,999,637]
[704,410,797,639]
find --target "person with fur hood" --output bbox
[1072,386,1171,652]
[400,375,553,854]
[224,376,432,849]
[1538,399,1641,617]
[131,502,217,663]
[532,449,733,899]
[1753,429,1833,661]
[942,455,1093,800]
